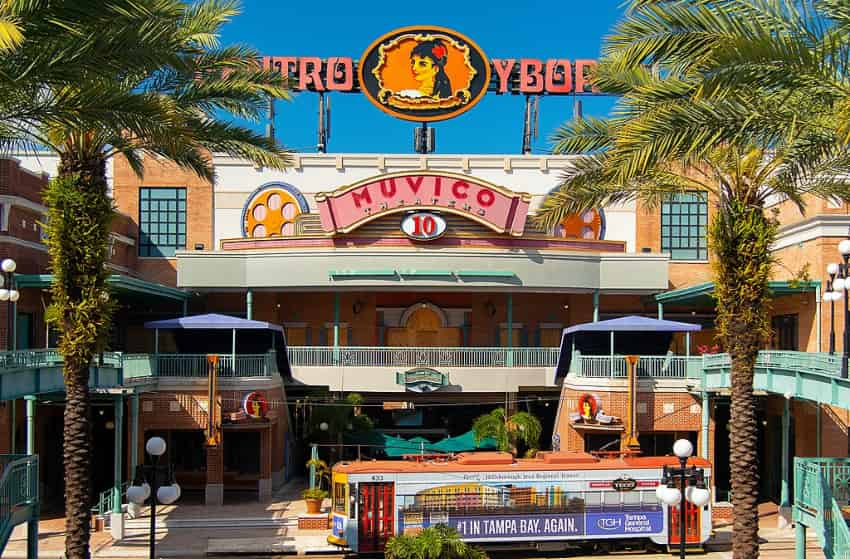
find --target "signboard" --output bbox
[315,171,531,235]
[396,367,449,392]
[400,212,447,241]
[357,26,490,122]
[611,477,638,492]
[399,508,664,540]
[242,391,268,419]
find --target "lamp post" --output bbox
[126,437,181,559]
[655,439,711,559]
[0,258,20,351]
[825,238,850,378]
[826,262,840,354]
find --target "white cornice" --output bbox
[0,235,47,252]
[772,214,850,251]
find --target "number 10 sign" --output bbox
[400,211,447,241]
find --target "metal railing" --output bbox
[573,355,704,378]
[794,458,850,559]
[0,455,38,551]
[286,346,562,368]
[91,482,130,519]
[122,351,279,378]
[0,349,122,371]
[703,350,843,377]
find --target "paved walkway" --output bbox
[1,490,829,558]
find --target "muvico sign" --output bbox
[315,172,531,236]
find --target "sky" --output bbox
[219,0,624,155]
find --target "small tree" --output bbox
[384,525,487,559]
[472,408,541,455]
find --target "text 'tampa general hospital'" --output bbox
[0,25,846,524]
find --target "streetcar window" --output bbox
[622,490,641,506]
[584,492,601,507]
[603,490,620,507]
[349,484,356,519]
[334,482,346,513]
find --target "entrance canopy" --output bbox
[555,316,702,379]
[144,313,288,373]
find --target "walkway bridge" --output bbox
[795,458,850,559]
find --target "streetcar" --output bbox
[326,451,711,554]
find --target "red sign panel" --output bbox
[316,172,531,236]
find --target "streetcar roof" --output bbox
[331,451,712,474]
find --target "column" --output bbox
[779,397,791,528]
[816,403,822,457]
[333,293,340,363]
[111,395,125,540]
[182,299,188,317]
[246,289,253,320]
[258,427,272,500]
[24,395,35,455]
[506,293,513,367]
[10,398,15,453]
[130,393,139,474]
[205,444,224,506]
[701,393,710,458]
[657,302,663,320]
[795,522,806,559]
[592,291,600,322]
[815,283,822,351]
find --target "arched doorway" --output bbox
[386,303,461,347]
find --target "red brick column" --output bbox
[259,426,272,499]
[205,444,224,505]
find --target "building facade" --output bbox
[0,149,846,520]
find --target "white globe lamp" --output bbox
[685,485,711,507]
[1,258,16,273]
[673,439,694,459]
[659,486,682,506]
[9,290,20,302]
[0,289,10,302]
[146,436,167,457]
[835,277,847,292]
[157,484,180,505]
[126,484,148,504]
[840,239,850,256]
[319,422,329,432]
[829,262,840,275]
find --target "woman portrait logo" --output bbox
[359,26,491,122]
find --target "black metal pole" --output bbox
[5,271,11,351]
[829,276,836,354]
[149,459,158,559]
[841,254,850,378]
[679,457,687,559]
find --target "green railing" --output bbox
[0,454,38,554]
[572,354,704,378]
[0,349,122,371]
[704,351,843,377]
[794,458,850,559]
[91,482,129,519]
[286,346,562,368]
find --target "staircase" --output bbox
[0,454,39,557]
[794,458,850,559]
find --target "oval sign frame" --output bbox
[358,26,491,122]
[612,477,638,492]
[401,211,447,241]
[242,391,268,419]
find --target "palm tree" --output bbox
[472,407,541,455]
[536,3,850,557]
[385,525,488,559]
[0,2,291,557]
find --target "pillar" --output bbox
[205,444,224,506]
[657,302,663,320]
[779,396,792,528]
[701,393,710,458]
[10,398,15,453]
[309,444,318,489]
[795,522,806,559]
[685,332,691,357]
[246,289,253,320]
[26,509,38,559]
[333,293,340,363]
[111,395,125,540]
[506,293,513,367]
[816,403,822,457]
[815,283,822,351]
[259,427,272,500]
[24,395,35,455]
[130,393,139,473]
[592,290,600,322]
[182,299,188,317]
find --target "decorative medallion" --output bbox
[242,182,309,238]
[555,209,605,240]
[358,26,491,122]
[400,211,447,241]
[242,391,269,419]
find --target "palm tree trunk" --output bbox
[710,199,776,559]
[47,153,115,559]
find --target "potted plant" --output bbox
[304,457,330,514]
[302,486,328,514]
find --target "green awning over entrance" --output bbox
[15,273,189,302]
[345,430,497,457]
[654,280,820,308]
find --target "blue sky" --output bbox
[220,0,624,154]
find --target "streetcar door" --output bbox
[358,482,395,552]
[669,500,701,545]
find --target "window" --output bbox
[661,192,708,260]
[139,188,186,257]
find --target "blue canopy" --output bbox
[555,315,702,379]
[144,313,284,333]
[561,315,701,335]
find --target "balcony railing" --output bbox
[286,346,562,368]
[572,355,704,379]
[703,350,842,377]
[0,349,122,371]
[122,351,280,378]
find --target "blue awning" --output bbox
[144,313,284,333]
[561,315,701,335]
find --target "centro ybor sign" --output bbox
[316,172,531,236]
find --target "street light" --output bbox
[0,258,19,351]
[655,439,710,559]
[826,262,841,354]
[126,436,181,559]
[824,238,850,378]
